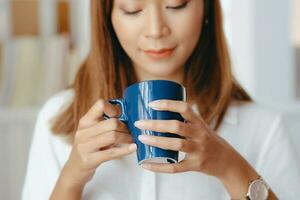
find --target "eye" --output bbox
[123,9,142,15]
[167,1,189,10]
[122,1,189,15]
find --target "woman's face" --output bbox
[111,0,204,82]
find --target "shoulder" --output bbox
[222,101,289,165]
[223,104,299,199]
[22,90,75,198]
[31,89,75,164]
[222,101,285,149]
[34,89,75,145]
[228,101,282,129]
[39,89,74,121]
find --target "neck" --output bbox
[134,67,185,85]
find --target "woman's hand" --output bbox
[135,99,241,175]
[53,100,137,194]
[134,99,261,198]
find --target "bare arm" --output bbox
[50,167,84,200]
[220,154,278,200]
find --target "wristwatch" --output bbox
[245,176,269,200]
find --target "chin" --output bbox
[142,64,183,78]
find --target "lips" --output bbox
[143,47,176,59]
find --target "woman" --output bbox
[22,0,300,199]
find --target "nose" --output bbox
[144,8,170,39]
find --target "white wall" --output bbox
[39,0,57,37]
[230,1,256,96]
[228,0,300,155]
[70,0,90,62]
[292,0,300,47]
[0,1,9,41]
[231,0,297,105]
[254,0,295,103]
[0,109,38,200]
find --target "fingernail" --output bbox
[141,164,151,169]
[138,135,152,142]
[134,120,145,127]
[148,101,160,108]
[129,143,137,151]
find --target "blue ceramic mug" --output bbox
[105,80,186,164]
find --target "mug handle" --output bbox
[103,99,128,123]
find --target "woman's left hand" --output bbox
[134,100,249,179]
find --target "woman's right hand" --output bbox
[60,99,137,190]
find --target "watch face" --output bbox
[248,180,269,200]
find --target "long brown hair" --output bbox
[52,0,251,143]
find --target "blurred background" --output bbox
[0,0,299,199]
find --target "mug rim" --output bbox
[125,79,185,92]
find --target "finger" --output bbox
[78,118,128,140]
[138,135,195,153]
[89,143,137,167]
[148,100,198,123]
[141,160,191,173]
[83,131,134,153]
[79,99,121,129]
[134,120,193,138]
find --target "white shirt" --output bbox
[22,90,300,200]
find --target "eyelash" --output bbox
[123,1,189,15]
